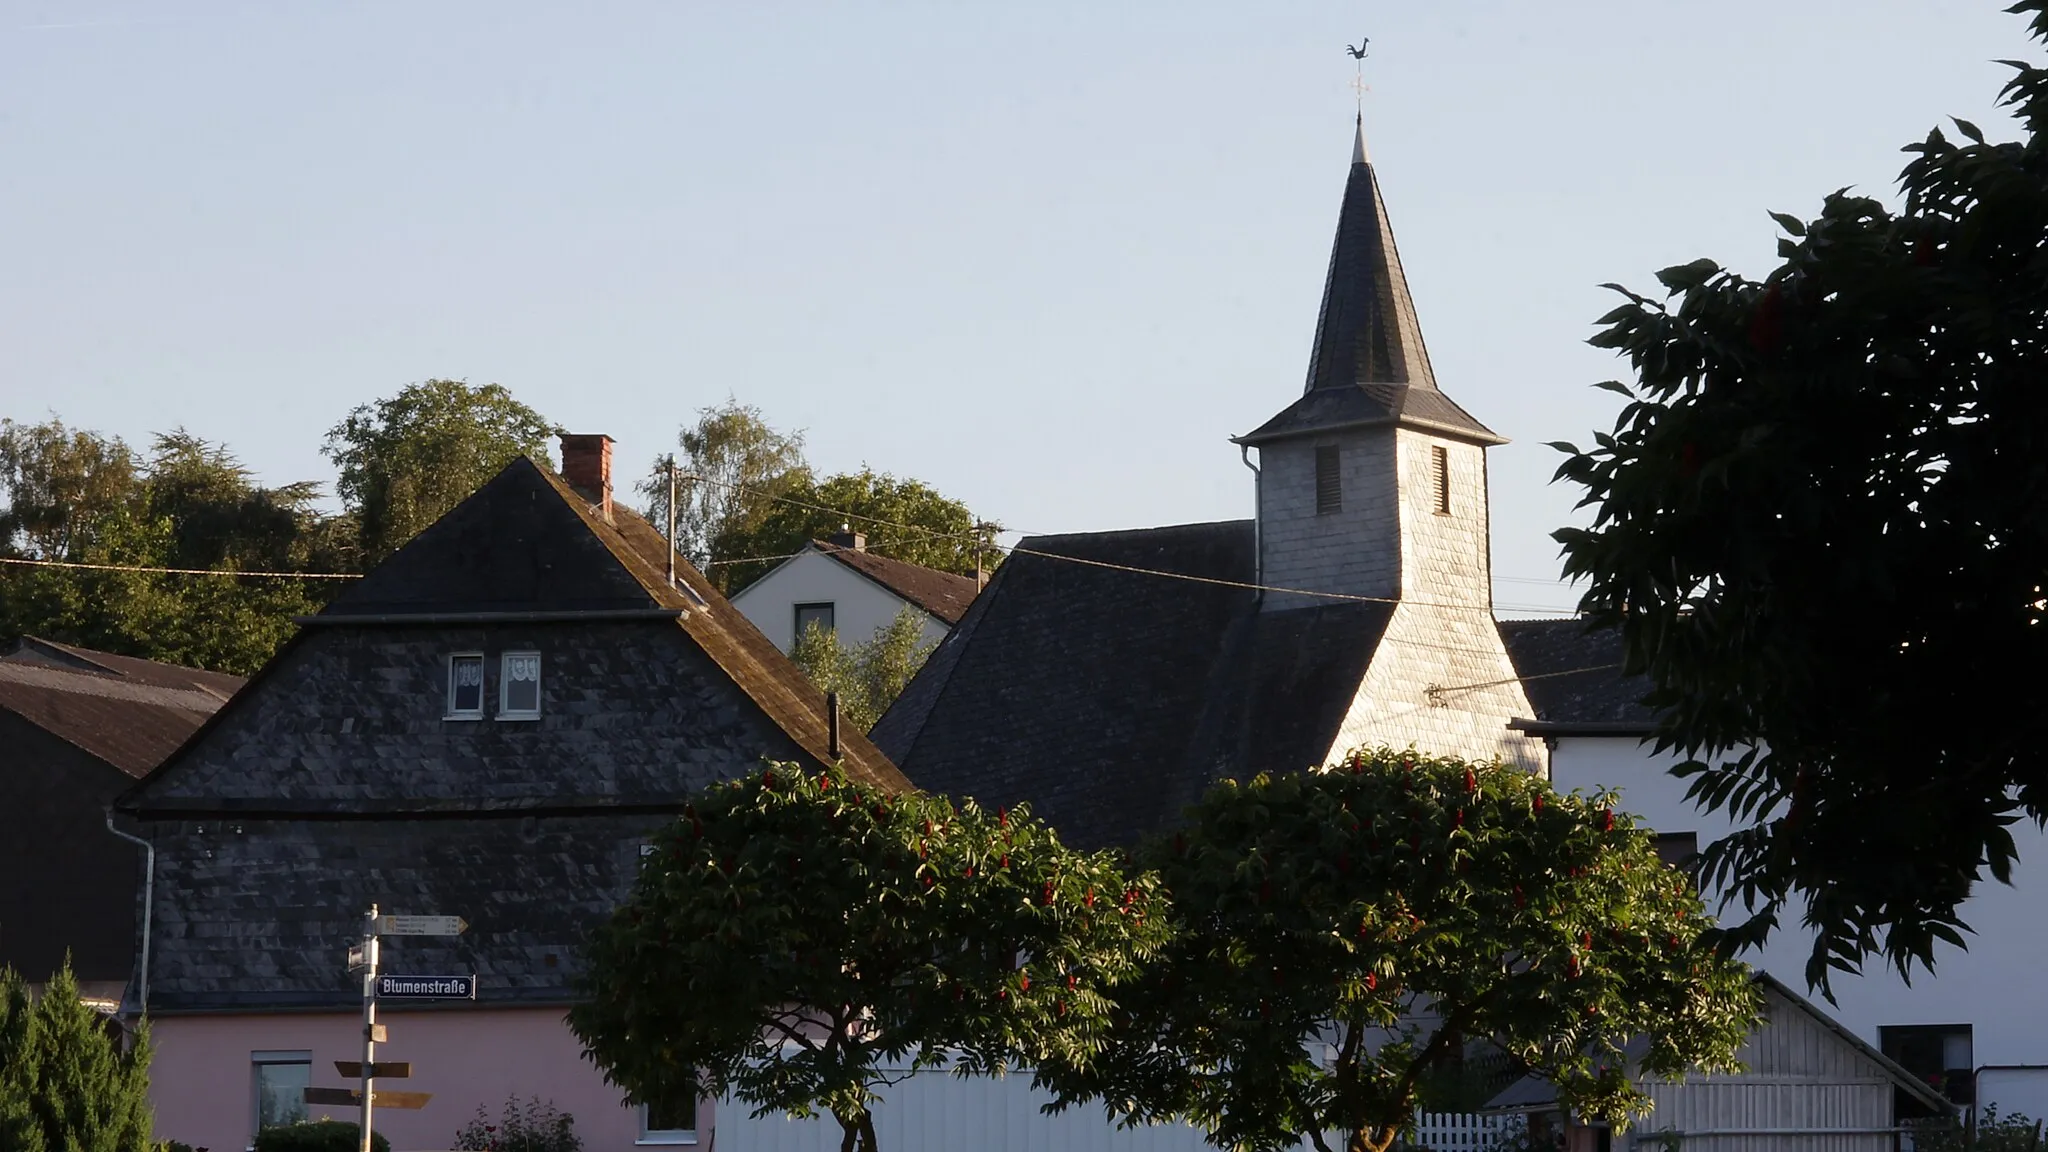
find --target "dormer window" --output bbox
[500,651,542,719]
[447,653,485,719]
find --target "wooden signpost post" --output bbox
[306,904,469,1152]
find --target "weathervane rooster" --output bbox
[1346,37,1370,59]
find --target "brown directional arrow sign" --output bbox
[304,1086,432,1110]
[334,1061,411,1079]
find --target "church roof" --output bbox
[1497,618,1657,735]
[871,521,1394,849]
[1237,120,1503,447]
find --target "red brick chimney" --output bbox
[559,434,614,521]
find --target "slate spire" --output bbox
[1235,122,1499,447]
[1304,113,1436,393]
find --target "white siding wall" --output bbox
[731,550,949,654]
[1552,736,2048,1068]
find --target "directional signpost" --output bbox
[331,905,468,1152]
[376,914,468,936]
[305,1086,433,1110]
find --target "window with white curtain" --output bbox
[447,653,485,719]
[500,651,542,719]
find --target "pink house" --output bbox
[117,436,910,1151]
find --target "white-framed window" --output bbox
[447,653,485,719]
[500,651,542,719]
[252,1049,311,1135]
[638,1094,699,1145]
[794,602,835,640]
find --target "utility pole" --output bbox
[359,904,380,1152]
[666,455,678,587]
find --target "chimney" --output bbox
[826,523,867,552]
[559,434,614,521]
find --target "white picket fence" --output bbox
[719,1078,1506,1152]
[1413,1111,1511,1152]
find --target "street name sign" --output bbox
[334,1061,411,1079]
[375,973,476,1000]
[374,914,468,937]
[304,1086,432,1110]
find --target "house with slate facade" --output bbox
[873,119,1545,847]
[117,434,908,1152]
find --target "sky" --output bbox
[0,1,2027,615]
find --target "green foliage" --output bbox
[638,398,811,573]
[1551,2,2048,990]
[0,420,352,674]
[712,468,997,595]
[570,764,1169,1152]
[324,379,557,562]
[155,1142,197,1152]
[1913,1106,2046,1152]
[253,1120,390,1152]
[0,960,156,1152]
[788,607,937,732]
[1038,749,1760,1152]
[451,1096,582,1152]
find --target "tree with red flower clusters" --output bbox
[568,764,1167,1152]
[1036,748,1758,1152]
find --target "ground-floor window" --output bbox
[252,1049,312,1134]
[639,1094,698,1144]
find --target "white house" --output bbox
[730,530,982,654]
[1501,618,2048,1122]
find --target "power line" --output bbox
[0,555,362,580]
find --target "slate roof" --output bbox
[0,640,240,777]
[872,521,1393,849]
[1235,122,1502,447]
[127,457,907,805]
[1496,618,1656,734]
[813,541,982,625]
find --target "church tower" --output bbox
[1234,119,1545,772]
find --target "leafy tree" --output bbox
[0,417,139,559]
[1039,749,1759,1152]
[325,379,557,561]
[638,399,811,574]
[570,764,1169,1152]
[0,420,349,674]
[1550,2,2048,989]
[788,607,937,733]
[0,960,155,1152]
[713,468,996,595]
